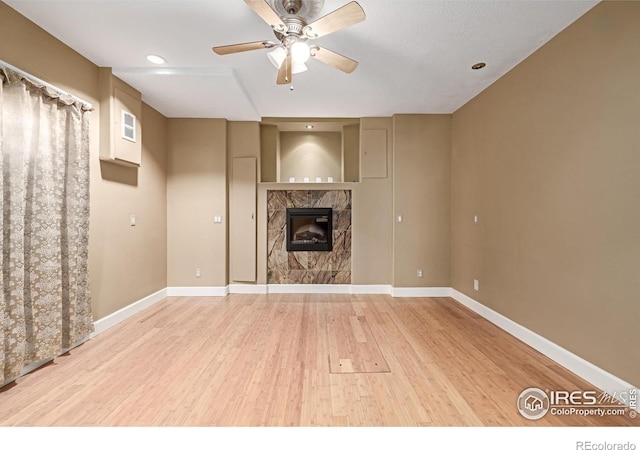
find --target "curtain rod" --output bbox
[0,59,93,109]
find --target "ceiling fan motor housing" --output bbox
[282,17,305,37]
[272,0,325,21]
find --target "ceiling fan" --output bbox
[212,0,366,85]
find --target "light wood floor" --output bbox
[0,294,636,426]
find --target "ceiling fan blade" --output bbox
[212,41,276,55]
[311,46,359,74]
[244,0,288,34]
[303,1,365,39]
[276,51,292,85]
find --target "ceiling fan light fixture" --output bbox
[291,41,311,63]
[267,46,287,69]
[292,61,308,74]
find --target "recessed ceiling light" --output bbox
[471,62,486,70]
[146,54,166,65]
[305,125,314,129]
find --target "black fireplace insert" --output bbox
[286,208,333,252]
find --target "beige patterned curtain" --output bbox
[0,67,94,386]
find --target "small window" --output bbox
[121,110,136,143]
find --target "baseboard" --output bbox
[166,286,229,297]
[391,287,452,298]
[165,284,450,296]
[228,284,268,294]
[166,284,391,295]
[264,284,393,294]
[266,284,353,294]
[450,289,639,411]
[92,288,167,337]
[351,284,392,295]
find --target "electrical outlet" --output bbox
[473,279,479,291]
[196,268,201,278]
[417,269,423,278]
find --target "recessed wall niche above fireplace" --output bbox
[286,208,333,252]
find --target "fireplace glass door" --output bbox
[286,208,333,252]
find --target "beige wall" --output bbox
[228,122,261,161]
[343,124,360,183]
[93,105,168,319]
[351,118,394,285]
[393,115,451,287]
[260,124,278,183]
[166,119,227,287]
[279,132,342,182]
[451,1,640,387]
[0,2,168,320]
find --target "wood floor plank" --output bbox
[327,302,390,373]
[0,294,636,426]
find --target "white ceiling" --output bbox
[4,0,599,120]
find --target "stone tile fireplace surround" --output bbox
[267,190,351,284]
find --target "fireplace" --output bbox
[268,190,351,284]
[286,208,333,252]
